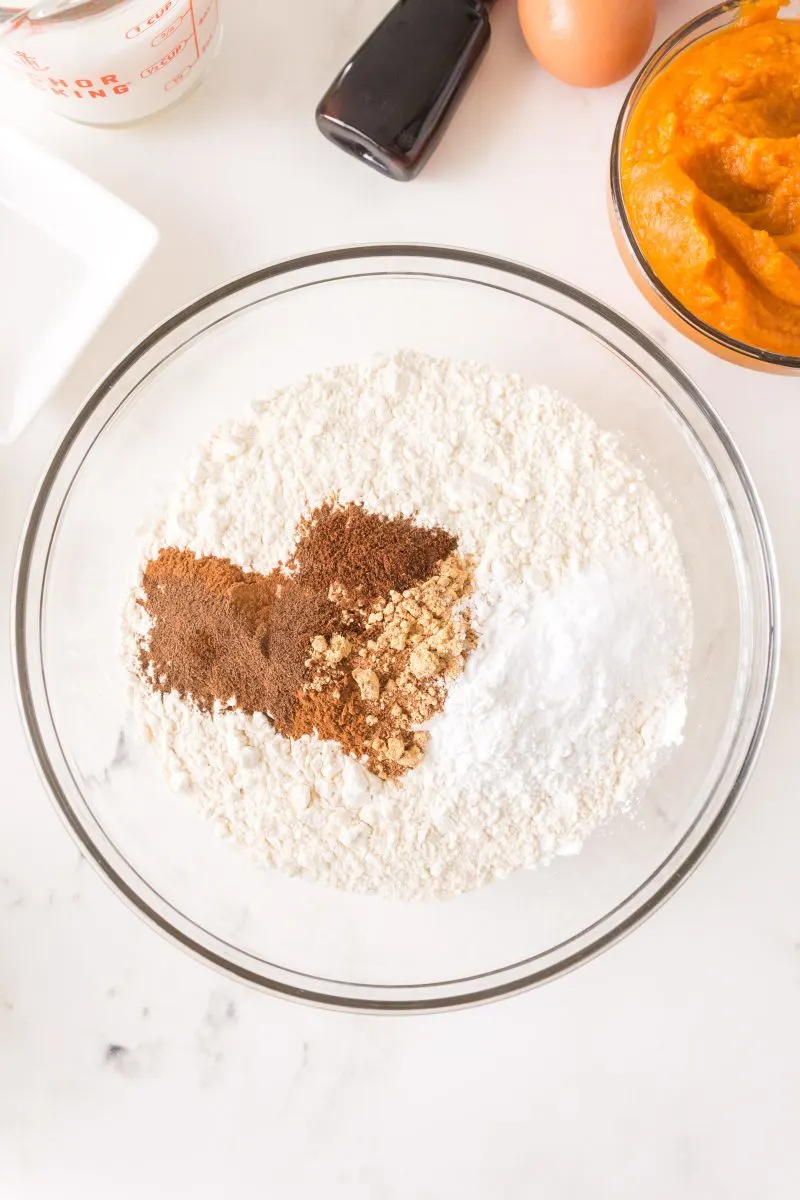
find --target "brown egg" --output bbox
[518,0,657,88]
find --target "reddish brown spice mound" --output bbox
[137,501,474,779]
[289,500,457,604]
[140,548,340,731]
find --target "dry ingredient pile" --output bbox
[138,502,475,780]
[124,350,692,900]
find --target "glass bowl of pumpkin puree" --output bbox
[611,1,800,372]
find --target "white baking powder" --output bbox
[124,351,692,899]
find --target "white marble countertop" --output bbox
[2,2,799,1196]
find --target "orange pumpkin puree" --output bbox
[621,6,800,357]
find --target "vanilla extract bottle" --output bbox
[316,0,495,181]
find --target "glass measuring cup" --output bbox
[0,0,222,125]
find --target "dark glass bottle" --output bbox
[316,0,495,182]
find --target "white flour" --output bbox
[125,350,692,899]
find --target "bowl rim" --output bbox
[609,0,800,372]
[12,243,781,1012]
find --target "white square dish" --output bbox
[0,126,158,444]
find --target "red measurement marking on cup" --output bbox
[188,0,200,59]
[126,2,173,39]
[140,38,189,78]
[152,12,186,47]
[197,0,218,55]
[12,50,49,71]
[197,0,213,27]
[164,64,192,91]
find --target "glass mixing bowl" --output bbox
[610,1,800,374]
[13,246,779,1012]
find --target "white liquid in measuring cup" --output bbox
[1,0,223,125]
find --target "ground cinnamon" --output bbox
[138,500,474,778]
[140,549,341,729]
